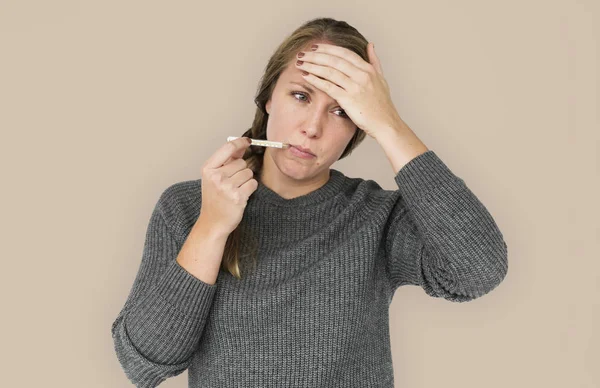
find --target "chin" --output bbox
[277,158,318,179]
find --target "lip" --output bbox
[290,144,316,156]
[289,145,316,159]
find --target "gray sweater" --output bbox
[111,150,508,387]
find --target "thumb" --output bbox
[368,42,384,75]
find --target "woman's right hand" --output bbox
[199,137,258,236]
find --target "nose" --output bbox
[301,109,326,138]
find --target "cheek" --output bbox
[281,107,305,124]
[266,117,293,142]
[271,100,299,121]
[270,112,304,137]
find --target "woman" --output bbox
[111,17,508,388]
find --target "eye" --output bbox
[291,91,309,102]
[290,91,348,118]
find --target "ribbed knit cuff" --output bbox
[114,314,189,387]
[393,150,466,206]
[151,259,218,319]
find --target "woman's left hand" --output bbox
[296,42,403,139]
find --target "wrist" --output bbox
[194,214,231,241]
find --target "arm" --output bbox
[111,186,221,387]
[383,150,508,302]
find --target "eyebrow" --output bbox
[288,81,339,105]
[289,81,316,95]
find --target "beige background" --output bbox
[1,1,597,387]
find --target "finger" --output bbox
[369,42,384,76]
[296,59,354,91]
[297,51,362,87]
[238,176,259,199]
[206,137,251,169]
[311,43,372,73]
[301,72,345,104]
[220,157,247,176]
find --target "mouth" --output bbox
[290,144,316,156]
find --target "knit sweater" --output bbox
[111,150,508,388]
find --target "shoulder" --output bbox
[337,172,403,215]
[339,172,398,201]
[156,178,202,240]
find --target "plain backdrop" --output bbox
[1,1,597,387]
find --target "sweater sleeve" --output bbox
[383,150,508,302]
[111,188,218,388]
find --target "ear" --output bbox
[265,99,271,114]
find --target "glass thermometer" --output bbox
[227,136,291,149]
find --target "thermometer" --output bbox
[227,136,290,149]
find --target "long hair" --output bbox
[221,17,369,279]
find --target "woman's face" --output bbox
[263,58,357,180]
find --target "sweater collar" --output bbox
[249,168,347,207]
